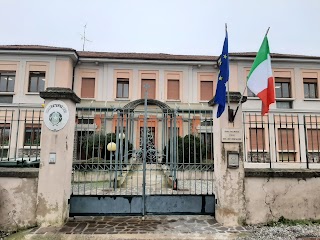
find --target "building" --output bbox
[0,45,319,168]
[1,45,320,226]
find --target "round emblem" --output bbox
[44,100,69,132]
[49,112,62,126]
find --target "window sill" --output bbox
[81,97,95,100]
[247,96,259,100]
[25,92,40,95]
[277,150,296,153]
[0,92,15,95]
[304,98,320,101]
[23,146,41,149]
[276,98,295,101]
[166,100,181,102]
[249,150,269,153]
[114,98,130,101]
[199,100,210,103]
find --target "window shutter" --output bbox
[249,128,265,150]
[200,81,213,101]
[81,78,95,98]
[167,80,179,100]
[278,129,295,150]
[141,79,155,99]
[307,129,320,151]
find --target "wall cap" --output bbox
[245,168,320,178]
[40,88,81,103]
[0,167,39,178]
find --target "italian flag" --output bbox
[247,36,275,115]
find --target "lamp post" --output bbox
[118,132,125,174]
[107,142,117,189]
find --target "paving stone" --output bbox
[73,222,88,232]
[30,215,255,237]
[65,222,79,227]
[59,227,74,233]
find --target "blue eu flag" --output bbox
[213,31,229,118]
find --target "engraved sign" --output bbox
[44,100,69,132]
[221,129,242,142]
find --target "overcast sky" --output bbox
[1,0,320,56]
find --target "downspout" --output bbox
[71,52,79,91]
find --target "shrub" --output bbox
[80,132,133,161]
[163,134,206,164]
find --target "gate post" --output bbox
[36,88,80,226]
[211,92,247,226]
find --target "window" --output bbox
[201,119,213,126]
[275,77,292,109]
[24,124,41,146]
[278,128,296,161]
[117,78,129,98]
[167,79,180,100]
[81,78,95,98]
[0,72,15,92]
[278,128,295,150]
[78,118,94,124]
[247,88,256,97]
[304,78,318,98]
[307,129,320,151]
[0,124,10,146]
[246,70,256,97]
[0,96,13,103]
[249,128,265,150]
[28,71,46,92]
[0,123,10,159]
[275,78,291,98]
[200,81,213,101]
[141,79,155,99]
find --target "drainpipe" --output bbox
[71,54,79,91]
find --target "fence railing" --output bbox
[243,112,320,168]
[0,108,42,168]
[72,106,215,196]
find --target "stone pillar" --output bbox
[36,88,80,226]
[211,92,247,226]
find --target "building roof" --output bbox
[0,45,76,52]
[230,52,320,60]
[0,45,319,61]
[78,51,217,61]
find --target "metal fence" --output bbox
[72,106,215,196]
[243,112,320,168]
[0,107,42,167]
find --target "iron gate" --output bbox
[70,98,215,216]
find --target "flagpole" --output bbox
[232,27,271,120]
[265,27,270,36]
[226,23,232,122]
[226,23,230,110]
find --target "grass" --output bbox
[266,216,320,226]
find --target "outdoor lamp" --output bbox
[107,142,116,152]
[119,132,125,140]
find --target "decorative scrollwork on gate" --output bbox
[136,127,157,163]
